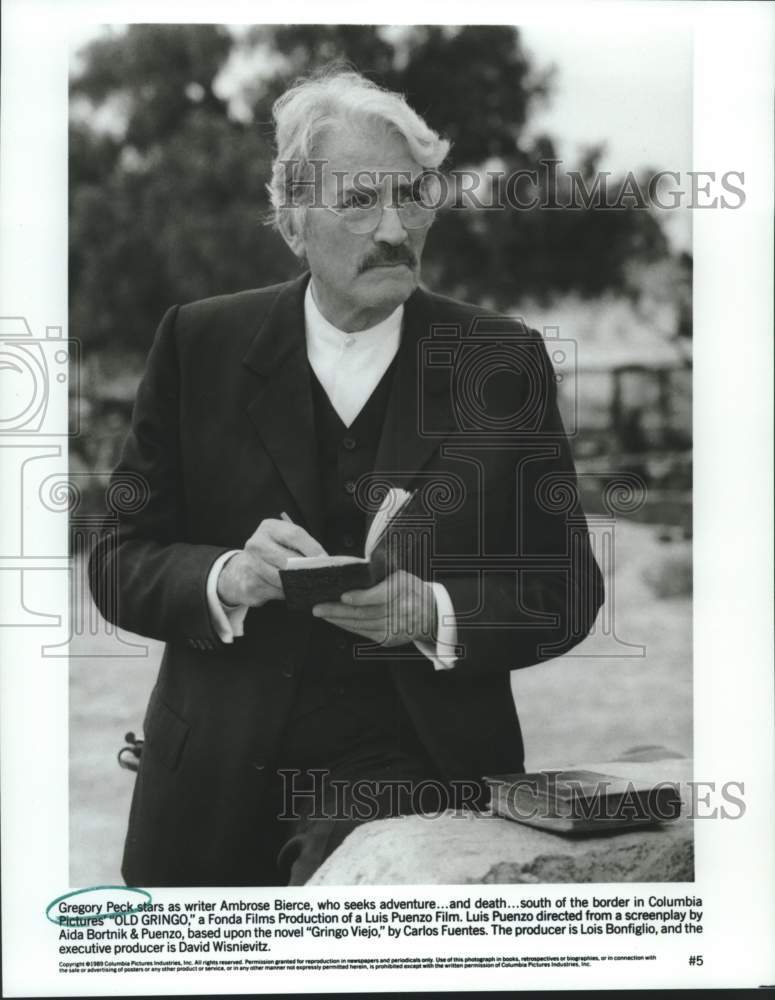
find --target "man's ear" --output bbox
[278,212,307,260]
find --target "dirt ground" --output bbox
[69,519,692,885]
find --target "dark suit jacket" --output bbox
[89,271,604,886]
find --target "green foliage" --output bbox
[69,24,674,354]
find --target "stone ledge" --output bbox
[309,752,693,886]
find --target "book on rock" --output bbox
[483,769,682,834]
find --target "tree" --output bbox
[69,24,676,355]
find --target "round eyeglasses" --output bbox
[324,172,443,235]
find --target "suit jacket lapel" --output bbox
[243,272,325,540]
[242,275,454,540]
[373,284,453,490]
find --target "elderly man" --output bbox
[89,69,604,887]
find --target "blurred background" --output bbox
[68,24,693,884]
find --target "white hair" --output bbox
[267,68,450,242]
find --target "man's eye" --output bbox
[413,173,442,207]
[341,191,375,210]
[395,189,418,206]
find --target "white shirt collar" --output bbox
[303,281,404,428]
[303,281,404,347]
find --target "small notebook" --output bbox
[483,769,682,834]
[280,487,417,612]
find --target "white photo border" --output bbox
[1,0,773,994]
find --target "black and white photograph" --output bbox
[69,20,693,890]
[1,1,773,995]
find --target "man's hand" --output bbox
[217,519,327,608]
[312,570,437,646]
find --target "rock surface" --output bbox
[309,752,693,886]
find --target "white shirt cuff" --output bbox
[413,582,458,671]
[206,550,249,644]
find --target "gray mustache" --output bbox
[360,247,416,271]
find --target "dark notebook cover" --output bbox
[280,550,388,612]
[280,488,415,612]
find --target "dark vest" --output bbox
[281,357,397,708]
[275,355,436,771]
[307,355,397,681]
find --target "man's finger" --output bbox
[255,536,313,569]
[315,618,389,642]
[254,561,283,591]
[339,578,393,606]
[264,520,327,558]
[313,603,387,622]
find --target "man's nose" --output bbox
[372,205,408,245]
